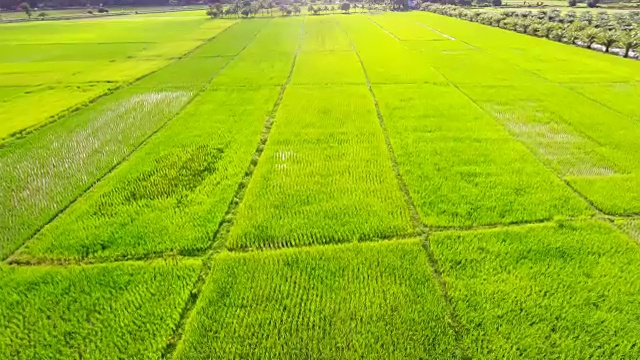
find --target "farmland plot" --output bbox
[339,15,448,84]
[14,87,280,262]
[0,260,200,359]
[0,20,262,260]
[227,86,414,249]
[432,221,640,358]
[212,17,302,86]
[0,16,236,140]
[373,84,590,227]
[408,12,640,83]
[461,83,640,215]
[0,84,113,140]
[174,240,457,359]
[2,11,640,359]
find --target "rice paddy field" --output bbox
[2,9,640,359]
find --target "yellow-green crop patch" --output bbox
[14,86,280,262]
[228,85,414,249]
[0,259,201,359]
[0,84,113,141]
[174,240,457,359]
[432,221,640,358]
[0,86,29,101]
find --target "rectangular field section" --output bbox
[13,87,280,263]
[0,260,200,359]
[174,240,457,359]
[373,84,590,227]
[227,85,414,249]
[431,221,640,358]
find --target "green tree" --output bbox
[616,31,639,58]
[597,29,618,52]
[580,28,600,48]
[19,2,32,18]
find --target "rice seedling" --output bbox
[0,259,201,359]
[431,220,640,358]
[227,85,414,250]
[174,240,457,359]
[373,83,590,227]
[13,87,280,262]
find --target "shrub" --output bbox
[97,7,109,13]
[568,0,576,6]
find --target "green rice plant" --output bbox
[408,12,640,83]
[0,16,231,45]
[227,85,414,250]
[566,82,640,122]
[461,85,622,178]
[0,88,192,260]
[0,86,29,102]
[422,51,544,86]
[301,15,353,52]
[615,218,640,243]
[403,39,474,52]
[132,57,231,90]
[373,83,591,227]
[291,51,366,85]
[431,220,640,358]
[135,40,205,59]
[0,259,201,359]
[0,61,97,86]
[368,13,445,41]
[460,83,640,215]
[339,16,447,84]
[174,240,457,359]
[212,17,302,86]
[69,59,172,83]
[0,84,112,141]
[13,87,280,262]
[0,15,266,260]
[0,43,150,62]
[192,19,268,57]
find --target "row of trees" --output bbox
[422,4,640,57]
[206,0,369,17]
